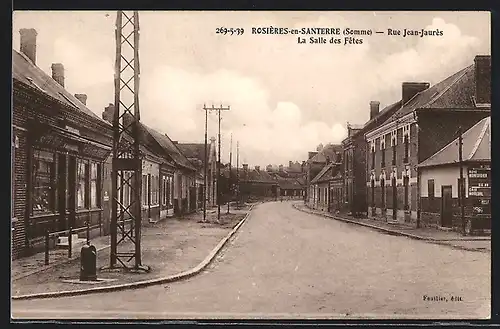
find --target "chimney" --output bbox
[102,103,115,123]
[243,164,248,171]
[474,55,491,105]
[402,82,430,105]
[279,165,284,172]
[172,141,178,145]
[266,164,272,172]
[19,28,38,64]
[370,101,380,120]
[74,94,87,105]
[308,151,318,160]
[289,161,293,168]
[255,165,260,171]
[51,63,65,87]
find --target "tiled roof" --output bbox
[311,163,333,184]
[239,168,277,183]
[276,177,303,189]
[308,144,342,164]
[176,143,206,163]
[12,49,110,126]
[143,125,196,171]
[418,116,490,168]
[385,65,474,124]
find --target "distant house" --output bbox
[238,164,278,202]
[101,106,198,219]
[176,142,216,210]
[309,162,342,212]
[365,55,491,226]
[304,143,342,207]
[418,116,490,233]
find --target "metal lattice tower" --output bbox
[109,11,148,272]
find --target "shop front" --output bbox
[26,120,111,249]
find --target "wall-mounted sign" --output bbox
[468,166,491,197]
[65,125,80,135]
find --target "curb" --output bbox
[12,204,256,301]
[292,204,490,253]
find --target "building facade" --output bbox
[365,55,491,226]
[12,29,113,258]
[418,116,491,232]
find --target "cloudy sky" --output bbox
[12,11,490,167]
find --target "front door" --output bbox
[57,154,67,231]
[392,177,397,221]
[441,185,453,227]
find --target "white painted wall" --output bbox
[419,165,469,198]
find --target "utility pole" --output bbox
[227,133,232,214]
[236,141,240,209]
[202,104,209,223]
[109,11,148,272]
[217,105,230,222]
[458,126,466,235]
[203,104,230,222]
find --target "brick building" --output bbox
[340,101,401,217]
[12,29,113,258]
[309,161,342,212]
[365,55,491,225]
[418,116,491,232]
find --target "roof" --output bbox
[277,177,303,189]
[239,167,277,183]
[418,116,491,168]
[308,144,342,164]
[385,65,474,124]
[143,125,196,171]
[176,143,206,163]
[12,49,110,126]
[311,162,334,184]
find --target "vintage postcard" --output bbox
[11,10,491,321]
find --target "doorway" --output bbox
[441,185,453,227]
[392,177,397,221]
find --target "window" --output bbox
[32,150,56,215]
[428,179,435,200]
[345,152,349,173]
[77,160,88,210]
[371,179,375,207]
[90,162,98,208]
[162,175,167,206]
[151,175,159,205]
[392,144,396,166]
[404,176,409,210]
[381,179,386,208]
[404,135,409,163]
[381,146,386,168]
[141,174,148,205]
[371,147,375,170]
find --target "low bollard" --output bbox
[44,229,49,265]
[80,243,97,281]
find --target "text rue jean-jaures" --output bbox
[215,27,444,46]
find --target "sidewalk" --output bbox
[293,202,490,253]
[12,205,253,299]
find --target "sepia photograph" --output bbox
[10,10,491,321]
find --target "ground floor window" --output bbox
[32,149,57,215]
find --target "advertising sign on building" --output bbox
[468,165,491,197]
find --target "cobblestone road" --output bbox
[12,202,490,320]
